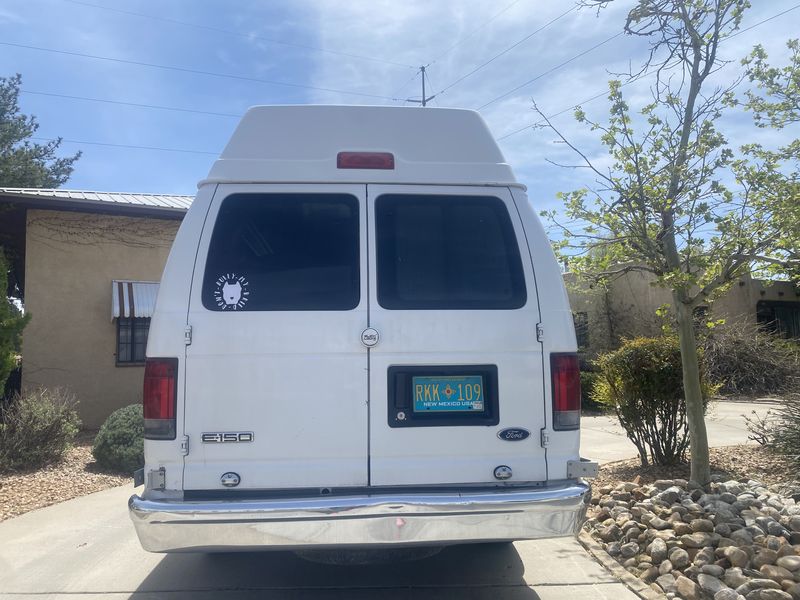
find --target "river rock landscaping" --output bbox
[585,471,800,600]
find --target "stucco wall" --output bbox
[567,269,800,357]
[22,209,180,429]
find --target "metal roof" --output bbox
[0,187,193,213]
[112,280,159,319]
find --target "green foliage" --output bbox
[0,388,80,470]
[739,40,800,286]
[0,249,30,393]
[539,0,797,485]
[580,370,603,412]
[92,404,144,474]
[593,336,713,467]
[0,74,80,188]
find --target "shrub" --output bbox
[746,393,800,468]
[580,370,603,412]
[0,388,80,470]
[701,318,799,396]
[593,336,713,467]
[92,404,144,474]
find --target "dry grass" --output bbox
[0,432,130,522]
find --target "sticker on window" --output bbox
[213,273,250,310]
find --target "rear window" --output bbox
[376,194,526,310]
[201,193,360,311]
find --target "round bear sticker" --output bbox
[213,273,250,310]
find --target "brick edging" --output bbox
[577,529,667,600]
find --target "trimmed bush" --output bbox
[92,404,144,474]
[593,336,713,467]
[580,370,603,412]
[0,388,80,470]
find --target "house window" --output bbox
[573,312,589,350]
[117,317,150,364]
[757,301,800,339]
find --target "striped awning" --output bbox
[112,280,159,319]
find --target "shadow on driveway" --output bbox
[133,542,542,599]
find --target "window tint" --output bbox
[202,194,360,311]
[376,195,526,309]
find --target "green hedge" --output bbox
[92,404,144,474]
[593,336,713,466]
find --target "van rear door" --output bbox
[183,184,368,490]
[366,185,547,486]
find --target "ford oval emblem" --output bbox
[498,428,530,441]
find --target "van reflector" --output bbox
[551,353,580,431]
[143,358,178,440]
[337,151,395,170]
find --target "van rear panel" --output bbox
[366,184,546,486]
[133,106,592,553]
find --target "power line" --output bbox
[428,0,526,65]
[728,3,800,37]
[494,3,800,142]
[496,90,609,141]
[22,90,242,119]
[436,5,579,97]
[1,41,398,102]
[63,0,415,70]
[32,136,219,156]
[477,31,624,110]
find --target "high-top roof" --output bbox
[203,105,520,188]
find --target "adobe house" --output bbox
[0,188,191,428]
[566,269,800,358]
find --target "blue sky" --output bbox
[1,0,797,214]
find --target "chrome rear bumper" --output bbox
[129,481,590,553]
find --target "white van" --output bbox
[129,105,597,553]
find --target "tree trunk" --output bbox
[673,296,711,487]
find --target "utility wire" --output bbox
[22,90,242,119]
[32,136,219,155]
[477,31,623,110]
[436,5,579,97]
[496,89,609,141]
[494,3,800,142]
[728,2,800,38]
[0,41,398,101]
[63,0,415,70]
[428,0,526,66]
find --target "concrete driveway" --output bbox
[0,400,773,599]
[581,399,778,464]
[0,485,634,599]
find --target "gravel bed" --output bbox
[586,446,800,600]
[0,433,130,522]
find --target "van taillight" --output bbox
[551,353,580,431]
[337,151,395,170]
[143,358,178,440]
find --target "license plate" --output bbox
[412,375,485,412]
